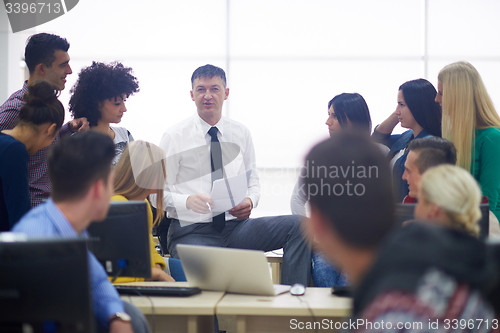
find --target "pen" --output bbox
[206,202,212,212]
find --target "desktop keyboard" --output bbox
[115,285,201,297]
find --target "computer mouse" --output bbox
[290,283,306,296]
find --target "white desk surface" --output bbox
[116,281,225,315]
[216,287,352,317]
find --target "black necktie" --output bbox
[208,127,225,232]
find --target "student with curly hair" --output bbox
[436,61,500,221]
[0,81,64,231]
[69,61,139,165]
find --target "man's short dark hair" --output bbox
[408,137,457,174]
[303,132,395,249]
[191,64,227,87]
[24,33,70,74]
[48,131,115,202]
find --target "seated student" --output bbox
[0,81,64,231]
[303,132,500,331]
[436,61,500,221]
[415,164,481,237]
[12,131,150,333]
[112,140,185,282]
[403,137,500,237]
[291,93,378,287]
[401,137,457,203]
[69,61,139,165]
[292,92,386,216]
[372,79,441,202]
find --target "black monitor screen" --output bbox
[0,238,93,333]
[87,201,151,279]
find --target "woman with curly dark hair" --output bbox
[69,61,139,165]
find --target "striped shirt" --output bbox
[12,199,124,327]
[0,82,72,207]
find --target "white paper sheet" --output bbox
[209,170,251,214]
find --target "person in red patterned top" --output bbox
[302,132,500,332]
[0,33,89,207]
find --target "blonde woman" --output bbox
[112,140,180,282]
[415,164,481,237]
[436,61,500,221]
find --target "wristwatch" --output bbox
[109,312,131,323]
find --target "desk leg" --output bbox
[271,263,282,284]
[236,315,246,333]
[187,315,197,333]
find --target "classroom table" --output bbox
[117,282,224,333]
[117,282,351,333]
[216,287,352,333]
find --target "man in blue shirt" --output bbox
[13,131,149,333]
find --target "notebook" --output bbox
[176,244,290,296]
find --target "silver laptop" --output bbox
[176,244,290,296]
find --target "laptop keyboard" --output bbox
[114,285,201,297]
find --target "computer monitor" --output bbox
[87,201,151,279]
[394,203,490,240]
[0,238,94,333]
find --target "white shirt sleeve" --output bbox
[290,176,307,216]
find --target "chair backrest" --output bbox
[394,203,489,240]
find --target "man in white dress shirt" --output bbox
[158,64,311,285]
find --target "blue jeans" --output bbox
[311,252,348,287]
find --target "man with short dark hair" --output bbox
[13,131,149,333]
[402,137,500,237]
[304,132,499,332]
[402,137,457,202]
[158,64,311,285]
[0,32,88,207]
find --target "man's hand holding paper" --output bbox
[209,170,251,216]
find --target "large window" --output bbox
[2,0,499,216]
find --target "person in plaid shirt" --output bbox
[0,33,89,207]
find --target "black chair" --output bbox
[151,206,172,255]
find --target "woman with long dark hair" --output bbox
[372,78,441,202]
